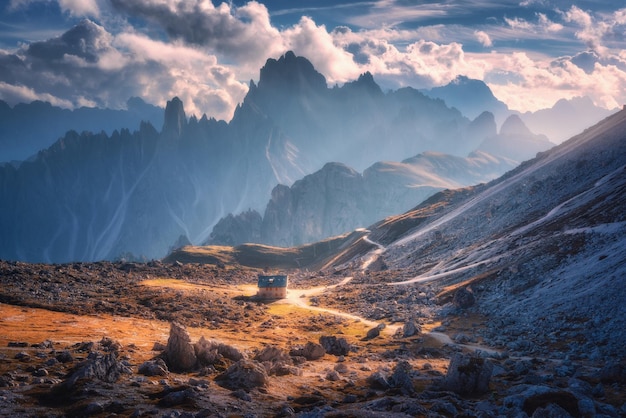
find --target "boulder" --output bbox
[443,353,493,395]
[389,360,416,395]
[64,352,129,389]
[216,359,269,390]
[194,336,244,366]
[319,336,352,356]
[138,359,169,376]
[402,320,421,338]
[254,345,290,364]
[290,341,326,360]
[165,322,197,372]
[453,287,475,309]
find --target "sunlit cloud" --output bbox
[475,30,493,47]
[1,0,625,117]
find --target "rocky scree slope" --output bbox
[362,108,626,359]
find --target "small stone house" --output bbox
[257,274,288,299]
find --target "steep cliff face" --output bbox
[0,97,299,262]
[208,151,518,247]
[1,52,534,262]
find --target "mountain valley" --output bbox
[0,49,624,417]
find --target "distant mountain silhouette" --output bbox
[0,97,163,162]
[521,96,617,143]
[207,151,517,247]
[477,114,554,162]
[0,52,550,263]
[423,76,510,123]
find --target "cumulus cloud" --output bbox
[109,0,284,70]
[2,0,625,118]
[0,19,248,119]
[474,30,493,47]
[9,0,100,16]
[504,13,563,34]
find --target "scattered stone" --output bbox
[289,342,325,360]
[326,370,340,381]
[334,363,349,374]
[55,350,74,363]
[63,352,129,389]
[366,371,390,390]
[402,320,421,338]
[14,352,30,362]
[165,322,197,372]
[389,360,416,395]
[319,336,352,356]
[8,342,28,348]
[82,401,104,416]
[443,353,493,395]
[216,360,268,390]
[452,287,475,309]
[138,359,169,376]
[159,388,197,407]
[32,368,48,377]
[364,325,381,340]
[254,345,290,364]
[522,390,580,417]
[231,389,252,402]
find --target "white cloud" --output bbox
[475,30,493,47]
[2,0,626,118]
[9,0,100,17]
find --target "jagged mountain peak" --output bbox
[162,96,186,137]
[341,71,383,96]
[499,114,533,136]
[257,51,327,92]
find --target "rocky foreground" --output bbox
[1,260,625,417]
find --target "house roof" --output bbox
[257,274,288,288]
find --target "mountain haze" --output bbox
[208,151,517,247]
[0,97,163,163]
[0,52,553,263]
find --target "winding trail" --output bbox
[270,232,501,353]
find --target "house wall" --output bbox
[257,286,287,299]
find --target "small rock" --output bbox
[290,342,325,361]
[138,359,169,376]
[326,370,340,381]
[453,287,475,309]
[366,371,390,390]
[231,389,252,402]
[216,360,268,390]
[443,353,493,395]
[159,388,196,407]
[402,320,420,338]
[32,368,48,377]
[14,352,30,362]
[55,350,74,363]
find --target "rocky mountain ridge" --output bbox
[0,97,163,163]
[358,107,626,359]
[208,150,518,247]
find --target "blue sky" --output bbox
[0,0,624,120]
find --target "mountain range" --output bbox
[0,97,163,163]
[173,105,626,359]
[0,51,614,263]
